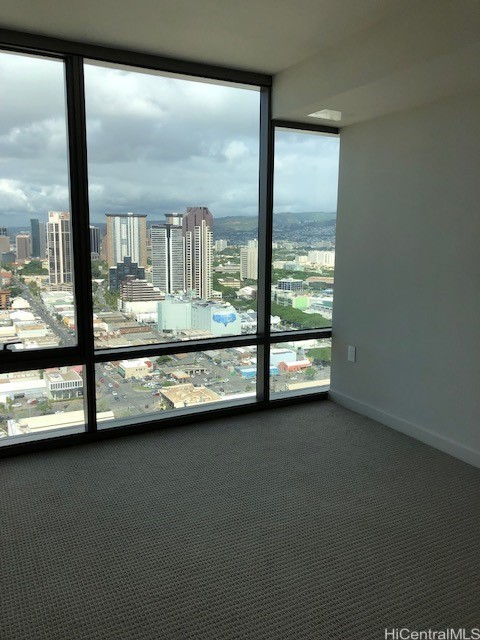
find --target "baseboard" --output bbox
[328,390,480,469]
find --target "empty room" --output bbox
[1,1,480,638]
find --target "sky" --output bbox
[0,51,340,225]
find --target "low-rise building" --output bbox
[6,410,114,437]
[0,375,46,404]
[270,348,297,367]
[45,369,83,400]
[158,297,241,337]
[160,383,221,409]
[0,271,13,286]
[118,358,153,379]
[10,297,30,310]
[276,278,304,292]
[278,359,312,373]
[217,277,241,289]
[236,285,257,300]
[14,322,50,339]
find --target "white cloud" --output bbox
[223,141,249,162]
[0,52,339,224]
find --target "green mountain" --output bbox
[213,211,335,235]
[274,211,336,224]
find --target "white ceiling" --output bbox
[1,0,480,126]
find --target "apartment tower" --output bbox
[151,213,185,294]
[16,234,31,261]
[105,213,147,268]
[47,211,73,289]
[183,207,213,300]
[0,227,9,255]
[240,239,258,280]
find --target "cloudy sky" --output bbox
[0,51,339,225]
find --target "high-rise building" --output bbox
[240,239,258,280]
[183,207,213,300]
[0,236,10,254]
[120,276,162,302]
[1,251,16,264]
[16,234,31,261]
[39,223,47,259]
[0,227,8,237]
[47,211,73,289]
[105,213,147,268]
[30,219,42,258]
[151,213,185,294]
[90,225,101,259]
[109,256,145,291]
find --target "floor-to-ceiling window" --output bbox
[269,125,339,397]
[0,33,338,449]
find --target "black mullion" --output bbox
[270,328,332,343]
[65,55,97,434]
[273,119,340,135]
[256,87,274,402]
[94,334,260,364]
[0,350,87,376]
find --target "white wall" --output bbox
[331,88,480,467]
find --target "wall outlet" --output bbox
[348,345,356,362]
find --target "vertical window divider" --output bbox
[65,55,97,433]
[256,87,274,403]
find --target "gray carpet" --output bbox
[1,401,480,640]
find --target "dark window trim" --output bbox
[0,29,337,456]
[0,28,271,87]
[273,119,339,135]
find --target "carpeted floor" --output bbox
[1,400,480,640]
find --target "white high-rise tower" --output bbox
[240,239,258,280]
[151,213,185,294]
[47,211,73,289]
[105,213,147,268]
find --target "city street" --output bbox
[14,279,76,347]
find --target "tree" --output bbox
[305,367,316,380]
[104,289,120,310]
[9,286,23,298]
[306,347,331,365]
[19,260,47,275]
[91,260,108,278]
[38,399,53,415]
[27,281,40,297]
[271,302,331,330]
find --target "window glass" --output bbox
[84,63,260,348]
[0,365,86,442]
[270,338,331,395]
[0,51,77,350]
[96,347,257,426]
[271,129,339,332]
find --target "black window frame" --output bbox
[0,28,338,456]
